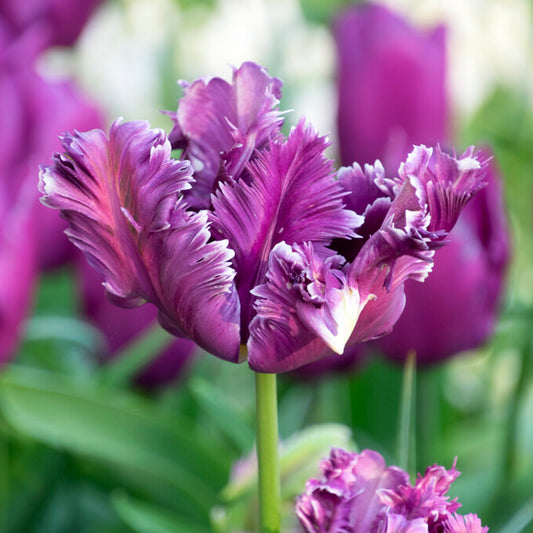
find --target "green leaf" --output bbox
[189,377,254,452]
[0,366,228,521]
[112,491,211,533]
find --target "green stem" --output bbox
[102,322,175,386]
[397,350,416,472]
[503,334,532,481]
[255,372,281,533]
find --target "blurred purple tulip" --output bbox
[0,181,36,367]
[296,448,488,532]
[334,3,510,364]
[77,257,196,388]
[335,2,448,172]
[0,17,104,270]
[0,0,101,49]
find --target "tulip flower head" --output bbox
[296,448,488,532]
[40,62,490,373]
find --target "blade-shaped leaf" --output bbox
[0,366,229,520]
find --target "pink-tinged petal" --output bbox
[335,2,448,171]
[40,119,193,305]
[398,145,488,233]
[380,461,461,528]
[376,153,510,363]
[296,449,409,533]
[248,242,369,373]
[382,514,428,533]
[443,513,488,533]
[153,206,241,362]
[168,61,284,208]
[40,120,241,362]
[212,120,362,334]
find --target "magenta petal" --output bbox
[212,119,362,330]
[168,61,284,208]
[40,119,241,362]
[399,145,488,233]
[382,515,428,533]
[443,513,489,533]
[0,181,36,366]
[296,449,409,533]
[153,207,241,362]
[247,242,368,373]
[40,120,193,305]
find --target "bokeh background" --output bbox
[1,0,533,531]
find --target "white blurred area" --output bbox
[50,0,335,135]
[381,0,533,119]
[41,0,533,133]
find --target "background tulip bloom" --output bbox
[334,3,510,364]
[40,63,490,374]
[0,16,104,270]
[296,448,488,532]
[335,2,448,172]
[0,182,36,368]
[0,0,101,48]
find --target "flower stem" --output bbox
[255,371,281,533]
[397,350,416,472]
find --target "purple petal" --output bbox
[0,0,101,47]
[153,207,241,362]
[212,120,362,335]
[168,61,284,208]
[0,180,36,366]
[382,514,429,533]
[335,2,448,170]
[380,461,461,527]
[296,448,409,533]
[40,119,192,305]
[398,145,489,233]
[247,242,369,374]
[375,152,510,363]
[40,119,241,362]
[443,513,489,533]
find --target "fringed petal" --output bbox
[40,119,241,362]
[168,61,284,208]
[39,119,193,305]
[153,206,241,362]
[247,242,368,373]
[398,145,488,232]
[212,120,363,331]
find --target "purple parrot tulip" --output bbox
[40,62,490,373]
[296,448,488,532]
[0,0,101,49]
[77,257,196,388]
[335,2,448,172]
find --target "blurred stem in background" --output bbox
[255,371,281,533]
[503,310,533,482]
[397,351,416,472]
[101,322,175,387]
